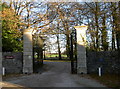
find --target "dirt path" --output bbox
[3,61,109,88]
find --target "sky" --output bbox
[44,34,66,53]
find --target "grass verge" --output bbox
[2,74,26,80]
[89,73,120,89]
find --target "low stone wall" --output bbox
[87,51,120,74]
[2,52,23,74]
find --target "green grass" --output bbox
[44,60,71,62]
[89,73,120,89]
[45,54,67,58]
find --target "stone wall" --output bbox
[2,52,23,74]
[87,51,120,74]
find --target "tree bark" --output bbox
[95,2,99,51]
[57,34,61,60]
[116,1,120,51]
[101,14,108,51]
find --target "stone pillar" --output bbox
[74,25,88,74]
[23,28,33,74]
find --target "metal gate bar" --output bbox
[70,29,77,74]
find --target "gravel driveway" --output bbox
[3,61,109,88]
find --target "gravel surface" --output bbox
[3,61,109,88]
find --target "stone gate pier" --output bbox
[74,25,88,74]
[23,28,33,74]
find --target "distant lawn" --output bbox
[45,54,67,58]
[89,73,120,89]
[44,60,71,62]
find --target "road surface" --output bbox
[2,61,108,88]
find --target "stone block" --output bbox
[23,67,33,74]
[23,48,33,52]
[23,44,33,49]
[23,55,33,74]
[77,67,87,74]
[23,52,33,56]
[77,61,87,67]
[23,34,32,41]
[23,56,33,65]
[23,28,33,33]
[23,40,32,44]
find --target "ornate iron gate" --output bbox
[70,29,77,74]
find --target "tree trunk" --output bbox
[95,2,99,51]
[112,29,116,50]
[111,2,120,51]
[116,1,120,51]
[57,34,61,60]
[66,34,70,58]
[101,14,108,51]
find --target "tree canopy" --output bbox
[2,2,23,52]
[1,1,120,52]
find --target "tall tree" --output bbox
[2,2,23,52]
[110,2,120,50]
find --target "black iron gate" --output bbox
[70,29,77,74]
